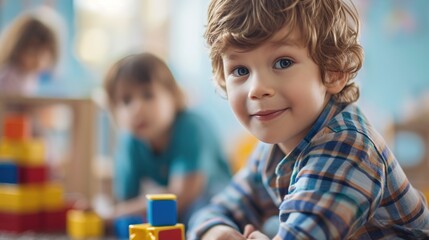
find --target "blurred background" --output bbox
[0,0,428,217]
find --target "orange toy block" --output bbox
[129,223,184,240]
[2,114,31,140]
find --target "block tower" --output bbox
[129,194,185,240]
[0,113,68,233]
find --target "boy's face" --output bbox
[113,81,176,142]
[222,28,331,154]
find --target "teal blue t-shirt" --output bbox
[114,110,231,204]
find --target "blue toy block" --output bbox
[0,161,19,184]
[114,215,144,239]
[147,195,177,226]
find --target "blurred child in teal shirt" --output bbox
[103,52,231,225]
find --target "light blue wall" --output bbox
[358,0,429,120]
[168,0,245,151]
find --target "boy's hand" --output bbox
[246,231,270,239]
[243,224,270,240]
[202,225,247,240]
[243,224,256,237]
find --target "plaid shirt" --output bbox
[188,98,429,239]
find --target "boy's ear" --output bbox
[325,71,348,94]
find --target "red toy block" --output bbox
[159,228,183,240]
[19,165,48,184]
[41,207,67,232]
[0,211,41,233]
[3,114,31,140]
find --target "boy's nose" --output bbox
[133,99,146,113]
[248,73,275,100]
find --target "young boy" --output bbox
[187,0,429,239]
[102,53,231,226]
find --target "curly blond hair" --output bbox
[205,0,364,103]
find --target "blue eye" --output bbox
[232,67,249,76]
[274,59,293,69]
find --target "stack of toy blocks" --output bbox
[129,194,185,240]
[0,114,68,233]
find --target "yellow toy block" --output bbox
[129,223,149,240]
[67,210,104,238]
[0,139,45,166]
[146,194,177,201]
[0,139,14,160]
[129,223,184,240]
[0,184,42,213]
[42,182,64,211]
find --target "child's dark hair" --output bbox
[0,14,59,67]
[104,52,186,111]
[205,0,363,103]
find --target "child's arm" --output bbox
[111,132,144,218]
[113,195,147,218]
[199,225,248,240]
[168,172,205,216]
[187,144,278,240]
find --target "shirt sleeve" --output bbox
[276,131,385,239]
[113,132,141,200]
[187,144,278,239]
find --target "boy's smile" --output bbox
[250,108,290,121]
[222,28,333,154]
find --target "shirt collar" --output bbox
[274,97,345,174]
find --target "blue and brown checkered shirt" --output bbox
[188,98,429,239]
